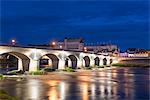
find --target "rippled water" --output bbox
[0,67,149,100]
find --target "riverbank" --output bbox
[0,67,108,79]
[1,66,149,80]
[112,63,150,68]
[118,58,150,66]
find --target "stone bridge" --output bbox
[0,45,119,71]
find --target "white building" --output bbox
[29,38,120,56]
[51,37,84,51]
[85,44,120,56]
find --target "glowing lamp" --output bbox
[52,42,56,45]
[60,45,62,49]
[84,47,87,52]
[11,39,16,45]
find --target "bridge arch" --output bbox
[83,56,90,67]
[40,55,52,68]
[110,59,113,64]
[40,54,59,69]
[103,58,107,65]
[65,57,69,67]
[67,55,78,69]
[0,52,30,71]
[94,57,100,66]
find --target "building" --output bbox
[28,37,84,51]
[125,48,150,57]
[85,44,120,56]
[28,37,120,56]
[50,37,84,51]
[58,37,84,51]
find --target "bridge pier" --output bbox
[29,60,39,71]
[107,58,110,66]
[77,59,82,68]
[99,59,103,66]
[68,59,72,67]
[18,58,23,71]
[90,59,95,67]
[82,59,85,67]
[58,59,66,70]
[48,59,52,67]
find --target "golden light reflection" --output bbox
[81,82,89,100]
[78,75,90,82]
[99,71,106,77]
[46,80,59,100]
[98,71,107,83]
[112,69,117,78]
[49,87,58,100]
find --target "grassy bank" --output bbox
[29,70,46,75]
[63,67,76,72]
[0,90,18,100]
[112,63,150,68]
[0,74,4,80]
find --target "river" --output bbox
[0,67,149,100]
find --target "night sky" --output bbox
[1,0,149,51]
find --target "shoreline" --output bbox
[1,66,149,79]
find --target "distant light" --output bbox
[52,42,56,45]
[12,39,15,43]
[11,39,16,45]
[84,47,87,52]
[60,45,62,49]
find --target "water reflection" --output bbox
[46,80,59,100]
[91,84,96,100]
[27,79,41,99]
[81,82,89,100]
[0,68,149,100]
[59,82,67,100]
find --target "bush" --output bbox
[0,90,18,100]
[64,67,76,72]
[0,74,4,80]
[97,65,105,68]
[84,66,92,70]
[41,67,56,72]
[29,70,46,75]
[112,63,125,67]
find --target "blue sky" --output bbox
[1,0,149,51]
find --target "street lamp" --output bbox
[84,47,87,52]
[51,41,56,49]
[59,45,62,49]
[52,42,56,46]
[11,39,16,45]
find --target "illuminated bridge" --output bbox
[0,45,119,71]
